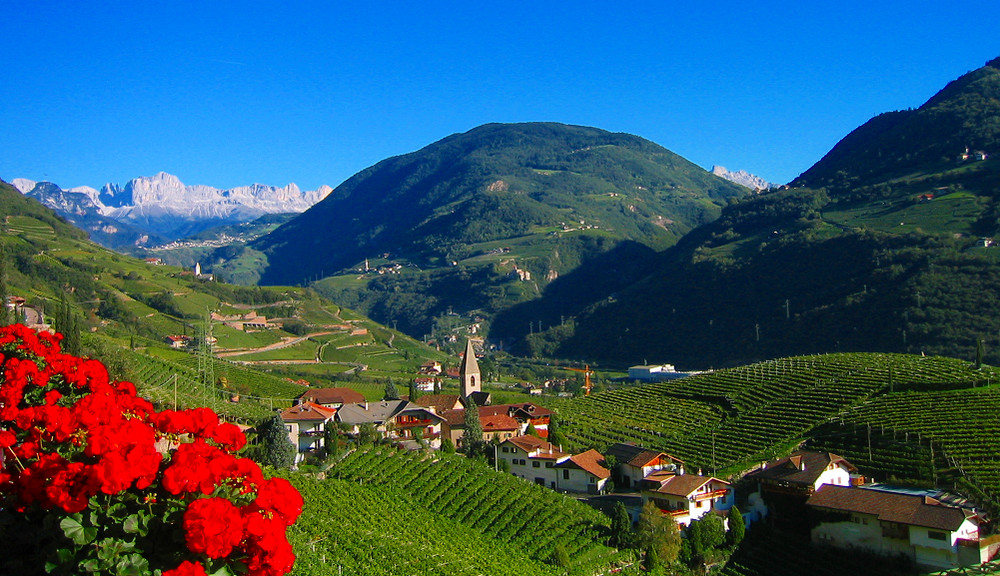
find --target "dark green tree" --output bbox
[609,501,635,549]
[357,422,379,445]
[525,421,540,437]
[0,247,11,326]
[461,401,485,456]
[55,293,82,356]
[440,437,456,454]
[409,379,421,402]
[547,412,567,447]
[688,513,725,566]
[384,380,400,400]
[728,506,745,547]
[254,414,296,469]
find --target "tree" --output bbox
[728,506,746,547]
[461,401,485,456]
[976,338,985,370]
[384,380,400,400]
[636,500,681,567]
[688,513,725,566]
[357,422,379,445]
[525,421,540,437]
[254,414,296,469]
[409,379,422,402]
[440,437,456,454]
[0,247,11,327]
[609,501,635,549]
[55,293,82,356]
[548,413,567,447]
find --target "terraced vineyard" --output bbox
[552,353,1000,476]
[285,474,569,576]
[328,446,630,573]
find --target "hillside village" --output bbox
[275,337,999,574]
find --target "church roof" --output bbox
[459,338,479,377]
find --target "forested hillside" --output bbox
[507,58,1000,368]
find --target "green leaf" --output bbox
[123,514,140,534]
[116,553,149,576]
[80,559,100,573]
[60,516,97,546]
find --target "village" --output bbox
[278,339,999,574]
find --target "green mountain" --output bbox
[0,178,449,420]
[503,58,1000,368]
[246,123,747,336]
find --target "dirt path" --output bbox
[215,331,332,358]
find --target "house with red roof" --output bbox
[439,402,553,448]
[605,442,685,489]
[640,470,733,527]
[297,387,366,409]
[336,400,444,449]
[743,450,859,529]
[279,401,337,463]
[498,435,610,494]
[807,485,992,571]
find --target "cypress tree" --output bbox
[728,506,746,547]
[461,401,484,456]
[384,380,400,400]
[255,414,296,469]
[0,247,11,326]
[609,501,635,549]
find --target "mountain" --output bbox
[248,122,748,335]
[711,166,777,190]
[11,172,332,248]
[499,58,1000,368]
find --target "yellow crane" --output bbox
[563,364,594,396]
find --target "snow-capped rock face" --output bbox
[11,178,36,194]
[711,166,778,191]
[14,172,332,242]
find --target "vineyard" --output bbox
[551,353,1000,481]
[284,474,567,576]
[325,446,631,574]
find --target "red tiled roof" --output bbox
[415,394,461,411]
[480,414,520,431]
[503,435,568,459]
[559,449,611,479]
[807,486,972,531]
[299,387,365,405]
[745,450,856,487]
[478,402,553,419]
[645,472,729,497]
[280,401,337,422]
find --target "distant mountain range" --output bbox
[11,172,332,248]
[711,166,777,190]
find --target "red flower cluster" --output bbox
[0,324,302,576]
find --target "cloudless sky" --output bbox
[2,1,998,191]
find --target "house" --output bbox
[807,485,992,571]
[743,450,858,530]
[419,361,443,375]
[640,470,734,527]
[627,364,687,382]
[297,387,366,409]
[413,377,437,392]
[279,401,337,463]
[335,400,444,449]
[441,402,553,447]
[498,435,610,494]
[605,443,685,489]
[414,393,463,413]
[165,334,192,349]
[479,413,521,444]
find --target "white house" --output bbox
[807,485,993,571]
[606,443,685,489]
[279,401,337,463]
[640,470,734,527]
[498,435,610,494]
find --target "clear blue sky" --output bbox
[2,1,998,191]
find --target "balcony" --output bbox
[693,489,729,501]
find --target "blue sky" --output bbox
[2,1,998,191]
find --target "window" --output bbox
[532,461,541,468]
[589,476,595,484]
[501,447,510,453]
[563,469,570,480]
[545,462,554,468]
[928,531,947,541]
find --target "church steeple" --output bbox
[459,338,481,399]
